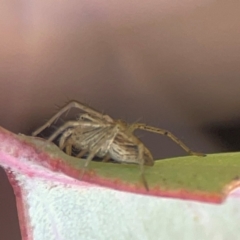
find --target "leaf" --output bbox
[1,126,240,240]
[1,126,240,203]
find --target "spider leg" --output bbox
[78,113,104,123]
[48,121,104,143]
[58,128,73,149]
[102,154,111,162]
[137,143,149,191]
[78,151,121,164]
[131,123,205,157]
[57,128,75,156]
[65,144,73,156]
[61,138,86,157]
[80,125,120,179]
[32,100,113,136]
[76,149,88,158]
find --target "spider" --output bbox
[32,101,205,190]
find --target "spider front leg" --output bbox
[130,123,206,157]
[47,121,103,143]
[32,101,113,136]
[44,121,105,157]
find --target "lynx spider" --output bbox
[32,101,204,190]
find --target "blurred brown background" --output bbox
[1,1,240,239]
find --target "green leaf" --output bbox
[21,134,240,203]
